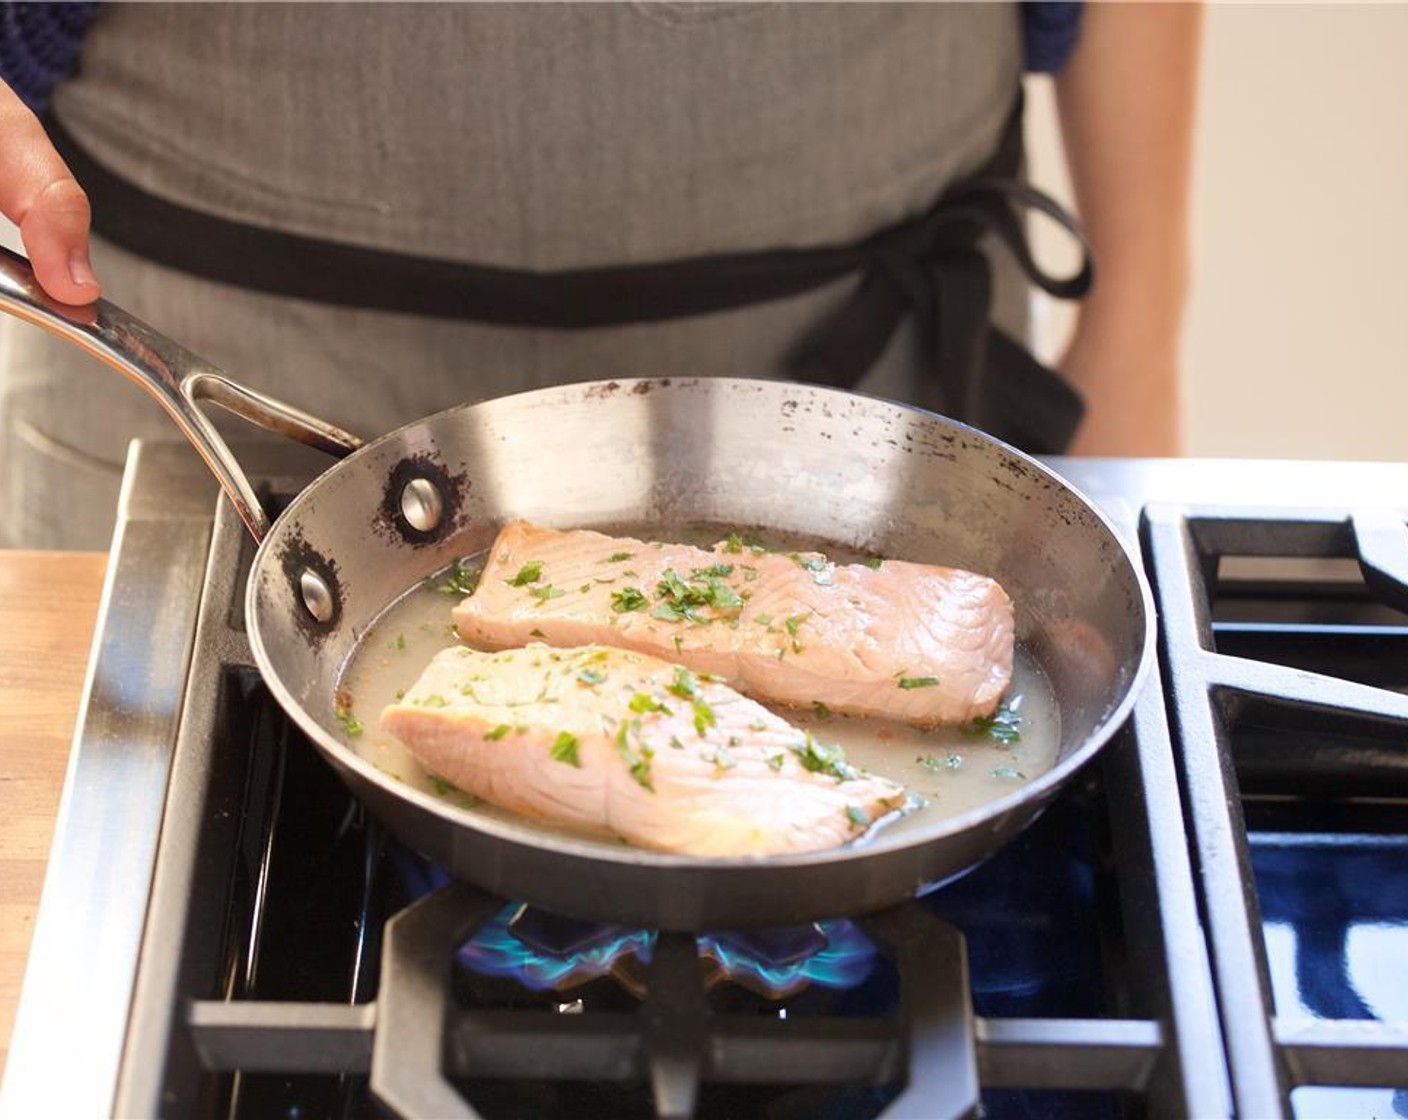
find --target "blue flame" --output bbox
[700,921,877,993]
[458,905,655,991]
[393,845,876,996]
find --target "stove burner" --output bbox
[397,848,877,999]
[463,904,653,993]
[508,905,641,959]
[701,920,876,998]
[709,923,828,969]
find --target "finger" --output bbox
[0,79,100,304]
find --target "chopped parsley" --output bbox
[811,700,833,720]
[845,805,869,830]
[789,552,828,573]
[437,559,482,596]
[483,724,512,741]
[669,735,686,751]
[919,753,963,773]
[653,567,744,624]
[766,753,786,771]
[506,561,543,586]
[529,628,546,638]
[667,666,700,701]
[897,676,940,690]
[429,774,456,796]
[420,694,450,708]
[863,557,884,570]
[784,612,810,653]
[692,698,717,738]
[791,732,859,782]
[611,587,648,613]
[629,693,672,715]
[577,667,608,686]
[614,722,655,791]
[721,532,766,556]
[550,731,581,768]
[605,551,635,563]
[391,633,406,651]
[529,584,566,603]
[964,702,1023,745]
[706,581,744,612]
[709,744,737,772]
[335,706,363,737]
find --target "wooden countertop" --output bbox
[0,551,106,1083]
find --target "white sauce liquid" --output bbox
[336,529,1062,848]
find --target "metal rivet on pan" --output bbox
[300,569,335,623]
[400,477,444,534]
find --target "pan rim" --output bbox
[246,377,1156,873]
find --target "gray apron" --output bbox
[0,2,1030,549]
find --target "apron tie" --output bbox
[788,178,1093,454]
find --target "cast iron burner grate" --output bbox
[1143,505,1408,1119]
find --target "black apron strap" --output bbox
[785,171,1093,454]
[46,92,1093,453]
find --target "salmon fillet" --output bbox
[452,521,1014,725]
[380,644,909,857]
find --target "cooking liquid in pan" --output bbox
[336,527,1062,848]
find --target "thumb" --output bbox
[0,79,101,305]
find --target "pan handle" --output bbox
[0,246,363,542]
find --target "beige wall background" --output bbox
[4,4,1405,463]
[1026,2,1408,461]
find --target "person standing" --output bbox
[0,3,1200,549]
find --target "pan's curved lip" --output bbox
[247,376,1157,875]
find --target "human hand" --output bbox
[0,77,100,304]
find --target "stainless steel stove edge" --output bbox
[1,442,219,1119]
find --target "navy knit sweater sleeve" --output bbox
[0,1,100,111]
[1022,1,1084,74]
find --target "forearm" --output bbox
[1055,2,1202,455]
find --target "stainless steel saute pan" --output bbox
[0,247,1154,930]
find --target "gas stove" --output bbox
[3,442,1406,1119]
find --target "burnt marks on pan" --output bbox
[376,453,469,547]
[279,533,343,645]
[582,377,676,401]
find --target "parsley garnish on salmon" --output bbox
[612,587,648,613]
[550,731,581,768]
[506,561,543,586]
